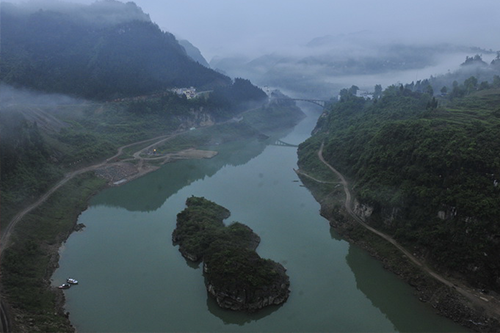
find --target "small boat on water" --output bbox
[66,278,79,285]
[58,283,71,289]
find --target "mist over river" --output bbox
[53,106,467,332]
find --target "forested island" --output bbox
[172,196,290,312]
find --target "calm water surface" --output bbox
[53,108,468,332]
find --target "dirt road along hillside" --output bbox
[316,142,500,324]
[0,132,217,256]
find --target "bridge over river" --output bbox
[276,98,329,108]
[272,139,299,147]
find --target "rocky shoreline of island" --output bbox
[172,196,290,312]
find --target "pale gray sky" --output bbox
[5,0,500,60]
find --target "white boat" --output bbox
[58,283,71,289]
[66,278,78,285]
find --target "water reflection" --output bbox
[91,130,293,212]
[206,294,281,326]
[183,257,201,270]
[329,226,343,241]
[344,234,469,332]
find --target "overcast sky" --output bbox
[5,0,500,61]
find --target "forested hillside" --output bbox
[0,0,271,224]
[298,77,500,291]
[0,1,230,100]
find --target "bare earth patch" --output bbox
[95,148,218,186]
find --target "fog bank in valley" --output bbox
[4,0,500,99]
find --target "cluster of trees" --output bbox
[0,2,231,100]
[126,91,207,116]
[207,78,269,116]
[0,110,62,221]
[299,79,500,290]
[445,75,500,100]
[429,54,500,99]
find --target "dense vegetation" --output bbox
[173,196,255,260]
[0,1,231,100]
[0,110,62,218]
[298,78,500,290]
[208,78,268,115]
[173,197,289,309]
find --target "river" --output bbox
[53,106,467,332]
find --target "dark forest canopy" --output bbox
[0,1,231,100]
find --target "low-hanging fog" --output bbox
[4,0,500,99]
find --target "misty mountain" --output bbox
[0,1,230,100]
[427,53,500,93]
[210,32,495,99]
[179,39,211,68]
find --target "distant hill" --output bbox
[210,32,496,99]
[0,0,230,100]
[179,39,211,68]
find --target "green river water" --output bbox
[53,108,468,332]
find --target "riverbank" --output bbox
[296,155,500,332]
[0,172,105,332]
[0,146,219,332]
[1,102,305,332]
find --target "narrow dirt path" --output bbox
[316,142,500,320]
[0,133,182,256]
[293,168,337,184]
[0,110,242,257]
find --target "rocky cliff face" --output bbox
[176,107,216,130]
[353,199,373,221]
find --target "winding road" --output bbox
[0,133,188,256]
[316,141,500,321]
[0,133,184,333]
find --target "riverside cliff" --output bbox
[172,196,290,312]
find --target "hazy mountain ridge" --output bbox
[210,32,496,99]
[0,0,151,26]
[179,39,211,68]
[0,0,231,100]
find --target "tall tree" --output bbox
[374,84,383,98]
